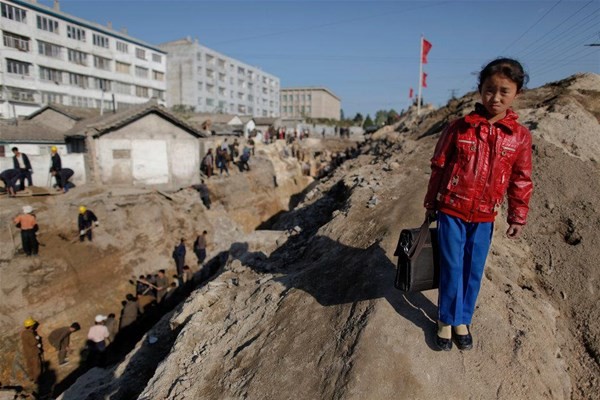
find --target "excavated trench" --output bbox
[0,139,360,399]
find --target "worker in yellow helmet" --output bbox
[49,146,62,187]
[21,317,44,383]
[78,205,99,242]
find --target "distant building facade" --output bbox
[280,87,341,120]
[0,0,167,118]
[159,38,280,117]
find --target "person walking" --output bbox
[119,294,138,331]
[155,270,169,304]
[191,180,211,209]
[78,206,99,242]
[14,206,39,256]
[87,315,110,366]
[423,58,533,351]
[201,149,214,178]
[48,322,80,365]
[49,146,62,187]
[12,147,33,190]
[21,317,43,383]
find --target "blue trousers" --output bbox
[437,212,493,325]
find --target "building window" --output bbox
[39,66,62,82]
[206,69,214,79]
[197,97,203,105]
[92,33,109,48]
[152,53,162,63]
[67,49,87,66]
[116,41,128,53]
[116,61,130,74]
[8,87,35,102]
[93,78,111,91]
[197,66,202,74]
[307,94,311,101]
[282,94,287,102]
[217,58,225,68]
[3,31,29,52]
[218,72,225,82]
[1,3,26,22]
[306,106,311,113]
[206,98,214,106]
[248,94,254,101]
[238,67,245,75]
[114,81,131,95]
[197,82,203,90]
[152,70,164,81]
[135,47,146,60]
[206,84,214,94]
[36,15,59,33]
[6,59,30,75]
[196,52,202,61]
[218,87,225,96]
[38,40,62,58]
[135,66,148,78]
[68,73,87,88]
[237,92,243,100]
[153,89,165,101]
[206,54,214,64]
[93,55,111,71]
[41,91,63,104]
[67,25,86,41]
[135,86,149,97]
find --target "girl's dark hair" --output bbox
[478,58,529,92]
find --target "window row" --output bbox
[282,105,311,114]
[282,94,312,102]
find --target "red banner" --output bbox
[422,72,428,88]
[409,88,414,98]
[422,38,432,64]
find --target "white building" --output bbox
[159,37,280,118]
[0,0,167,118]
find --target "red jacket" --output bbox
[424,105,533,224]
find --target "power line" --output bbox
[499,0,563,55]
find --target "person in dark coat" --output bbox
[172,239,186,281]
[14,205,39,256]
[191,180,211,209]
[104,313,118,343]
[155,270,169,304]
[51,167,74,193]
[48,322,80,365]
[0,168,21,196]
[21,317,43,383]
[49,146,62,185]
[78,206,99,242]
[12,147,33,190]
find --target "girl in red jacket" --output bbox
[424,58,533,351]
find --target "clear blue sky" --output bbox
[49,0,599,117]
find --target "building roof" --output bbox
[26,104,102,122]
[64,101,206,139]
[188,113,239,125]
[253,117,279,126]
[280,87,341,101]
[0,120,66,143]
[10,0,166,54]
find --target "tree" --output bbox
[374,110,388,126]
[353,113,364,125]
[386,109,399,125]
[363,114,374,127]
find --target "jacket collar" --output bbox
[464,103,520,133]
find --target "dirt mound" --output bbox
[55,73,600,400]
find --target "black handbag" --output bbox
[394,217,440,292]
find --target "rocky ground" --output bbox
[3,73,600,400]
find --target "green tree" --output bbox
[374,110,388,126]
[386,109,399,125]
[353,113,364,124]
[363,114,374,127]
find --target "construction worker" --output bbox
[0,168,20,196]
[193,231,208,266]
[155,270,169,304]
[190,180,211,209]
[172,239,186,283]
[49,146,62,186]
[48,322,80,366]
[87,315,110,366]
[12,147,33,190]
[50,167,74,193]
[14,206,39,256]
[78,206,99,242]
[21,317,43,383]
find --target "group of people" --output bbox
[0,146,75,197]
[200,138,254,178]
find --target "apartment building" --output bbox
[280,87,341,120]
[0,0,166,118]
[159,37,280,117]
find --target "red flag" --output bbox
[422,72,428,88]
[409,88,414,98]
[422,38,432,64]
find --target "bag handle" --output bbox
[408,216,434,261]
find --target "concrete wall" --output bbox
[95,114,200,187]
[0,153,86,186]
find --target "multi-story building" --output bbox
[159,37,279,117]
[0,0,166,118]
[280,87,341,120]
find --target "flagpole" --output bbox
[417,35,423,116]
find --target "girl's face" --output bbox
[480,73,519,121]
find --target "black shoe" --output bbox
[454,326,473,350]
[436,335,452,351]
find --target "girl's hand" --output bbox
[506,224,524,239]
